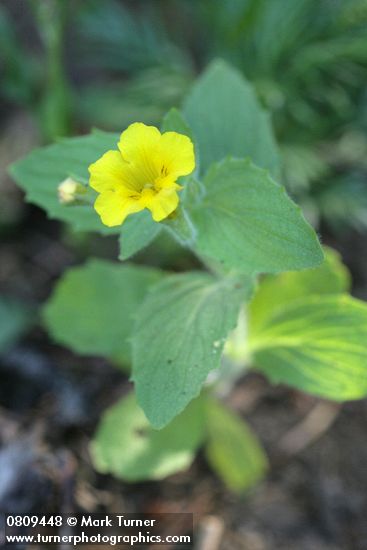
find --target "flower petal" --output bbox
[94,190,143,227]
[159,132,195,178]
[118,123,161,184]
[89,150,141,194]
[146,187,180,222]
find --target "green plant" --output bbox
[73,0,367,230]
[188,0,367,229]
[73,0,193,131]
[0,0,73,142]
[10,61,367,491]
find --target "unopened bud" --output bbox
[58,177,87,205]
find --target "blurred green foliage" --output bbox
[73,0,193,129]
[91,393,206,481]
[0,5,39,106]
[205,396,268,493]
[0,0,73,141]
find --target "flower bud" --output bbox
[58,177,86,204]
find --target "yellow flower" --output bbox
[88,122,195,227]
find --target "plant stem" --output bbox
[29,0,73,141]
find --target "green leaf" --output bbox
[0,298,32,353]
[119,210,162,260]
[161,108,200,196]
[205,398,268,493]
[43,259,162,365]
[132,272,250,428]
[183,59,279,176]
[161,107,193,139]
[9,130,120,234]
[163,206,197,247]
[190,158,324,274]
[91,393,205,481]
[250,247,350,333]
[249,295,367,401]
[161,108,202,223]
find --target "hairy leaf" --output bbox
[250,247,350,332]
[10,131,119,233]
[250,295,367,401]
[183,60,279,176]
[191,158,323,274]
[43,259,162,365]
[119,210,162,260]
[132,272,250,428]
[205,398,268,493]
[91,393,205,481]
